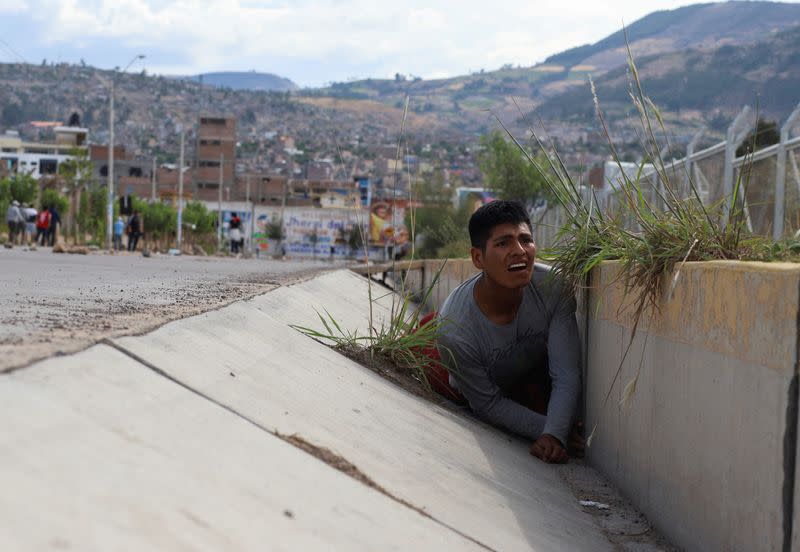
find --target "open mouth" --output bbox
[507,262,528,272]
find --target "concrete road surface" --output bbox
[0,247,336,372]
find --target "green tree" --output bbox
[182,201,215,235]
[76,190,90,243]
[5,174,38,204]
[40,188,69,214]
[58,149,94,240]
[88,188,107,241]
[266,220,284,239]
[58,149,93,190]
[133,197,176,247]
[347,223,365,257]
[407,171,470,258]
[75,187,107,244]
[0,174,38,234]
[0,179,10,234]
[736,118,781,157]
[478,131,549,204]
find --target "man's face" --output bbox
[471,222,536,289]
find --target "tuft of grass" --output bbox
[290,261,454,393]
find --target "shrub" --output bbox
[40,188,69,214]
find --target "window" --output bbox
[200,117,226,125]
[128,167,142,177]
[199,139,221,146]
[39,159,58,174]
[199,160,221,167]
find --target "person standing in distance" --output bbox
[127,211,141,252]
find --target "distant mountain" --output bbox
[539,22,800,120]
[545,1,800,71]
[186,71,298,92]
[302,1,800,131]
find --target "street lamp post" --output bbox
[217,154,224,251]
[105,54,145,250]
[176,129,185,250]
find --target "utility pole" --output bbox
[280,178,288,225]
[104,54,145,251]
[246,174,253,253]
[151,156,157,201]
[176,130,185,250]
[217,154,224,251]
[106,82,114,250]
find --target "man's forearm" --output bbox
[542,381,579,445]
[478,396,548,441]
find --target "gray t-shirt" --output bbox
[436,265,580,445]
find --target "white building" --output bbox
[0,126,89,179]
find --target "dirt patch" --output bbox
[276,431,493,551]
[556,462,679,551]
[280,433,405,503]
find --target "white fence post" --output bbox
[774,102,800,240]
[722,106,752,225]
[685,128,704,195]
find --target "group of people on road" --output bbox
[5,200,60,247]
[113,211,143,252]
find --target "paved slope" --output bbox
[113,271,614,551]
[0,345,480,550]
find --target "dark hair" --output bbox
[468,200,531,250]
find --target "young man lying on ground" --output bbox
[436,200,584,464]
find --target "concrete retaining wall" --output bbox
[366,258,800,550]
[585,261,800,552]
[350,258,478,312]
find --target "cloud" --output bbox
[0,0,28,13]
[5,0,710,85]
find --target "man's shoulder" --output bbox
[529,263,576,315]
[531,263,569,294]
[439,272,480,319]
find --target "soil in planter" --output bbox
[337,345,464,415]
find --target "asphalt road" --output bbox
[0,247,340,372]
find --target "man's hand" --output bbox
[530,433,568,464]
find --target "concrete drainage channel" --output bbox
[0,270,671,551]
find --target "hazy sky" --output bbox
[0,0,793,87]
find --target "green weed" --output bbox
[290,260,454,395]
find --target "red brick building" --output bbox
[194,116,236,201]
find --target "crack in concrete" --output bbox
[104,338,495,551]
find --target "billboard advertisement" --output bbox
[252,207,366,258]
[369,199,411,259]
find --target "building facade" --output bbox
[0,126,88,179]
[194,116,236,201]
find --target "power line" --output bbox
[0,39,28,64]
